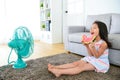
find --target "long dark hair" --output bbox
[93,21,112,48]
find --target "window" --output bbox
[67,0,84,14]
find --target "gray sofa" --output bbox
[63,13,120,66]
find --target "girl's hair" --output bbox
[93,21,112,48]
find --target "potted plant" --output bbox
[41,24,45,30]
[40,2,43,8]
[47,12,50,18]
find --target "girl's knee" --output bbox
[72,62,79,66]
[72,60,88,67]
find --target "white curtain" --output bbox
[0,0,40,44]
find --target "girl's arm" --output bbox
[89,42,107,58]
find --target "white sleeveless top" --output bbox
[82,39,109,73]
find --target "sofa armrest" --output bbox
[68,26,85,34]
[63,26,85,50]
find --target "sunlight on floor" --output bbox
[0,41,66,66]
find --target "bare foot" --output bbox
[48,63,54,69]
[49,68,61,77]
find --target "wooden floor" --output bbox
[0,40,67,66]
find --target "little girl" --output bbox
[48,21,112,77]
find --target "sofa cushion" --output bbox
[69,33,120,50]
[86,14,111,32]
[68,32,90,43]
[110,14,120,33]
[108,34,120,50]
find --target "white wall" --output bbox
[84,0,120,24]
[67,14,85,26]
[67,0,120,26]
[85,0,120,15]
[0,0,40,44]
[0,0,6,43]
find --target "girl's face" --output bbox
[90,23,99,37]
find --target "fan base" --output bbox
[13,60,27,69]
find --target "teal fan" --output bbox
[8,26,34,69]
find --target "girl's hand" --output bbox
[82,41,89,48]
[82,41,93,56]
[89,42,95,49]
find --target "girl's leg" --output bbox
[49,62,95,77]
[48,60,86,69]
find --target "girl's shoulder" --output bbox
[97,39,106,44]
[100,40,108,48]
[95,39,108,48]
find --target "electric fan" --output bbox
[8,26,34,69]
